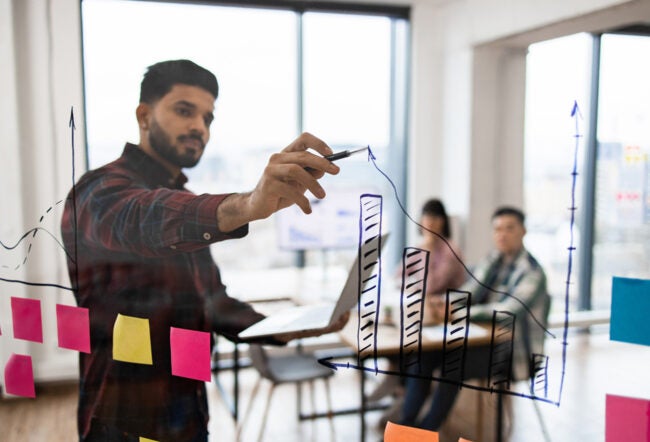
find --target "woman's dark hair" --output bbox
[139,59,219,104]
[421,198,451,239]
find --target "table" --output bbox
[337,319,501,441]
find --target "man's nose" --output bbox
[188,116,207,136]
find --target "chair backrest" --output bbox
[248,344,275,380]
[521,292,552,381]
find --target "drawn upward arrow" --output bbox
[367,145,376,162]
[558,100,583,407]
[70,106,79,291]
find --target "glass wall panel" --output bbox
[302,12,391,150]
[591,34,650,309]
[82,0,408,273]
[524,33,593,310]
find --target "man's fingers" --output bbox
[282,132,333,157]
[267,162,328,201]
[249,134,340,221]
[270,150,339,176]
[271,179,314,214]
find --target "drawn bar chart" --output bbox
[356,194,383,368]
[441,290,471,384]
[488,311,516,391]
[530,353,549,398]
[399,247,429,374]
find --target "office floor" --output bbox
[1,328,648,442]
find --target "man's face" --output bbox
[492,214,525,256]
[147,84,215,169]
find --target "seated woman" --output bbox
[370,198,466,425]
[407,198,466,325]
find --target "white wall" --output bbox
[0,0,86,387]
[1,0,648,382]
[407,0,648,260]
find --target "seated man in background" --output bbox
[399,206,550,431]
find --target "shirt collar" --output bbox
[122,143,188,189]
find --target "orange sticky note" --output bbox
[459,438,474,442]
[170,327,211,382]
[56,304,91,353]
[384,421,439,441]
[112,314,153,365]
[11,297,43,343]
[4,353,36,398]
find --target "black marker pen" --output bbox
[324,146,369,162]
[305,146,369,172]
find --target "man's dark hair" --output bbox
[421,198,451,239]
[139,59,218,104]
[492,206,525,225]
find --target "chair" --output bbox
[237,344,335,442]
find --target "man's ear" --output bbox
[136,103,151,130]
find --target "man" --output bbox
[61,59,344,441]
[399,206,550,431]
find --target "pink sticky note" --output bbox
[11,297,43,343]
[170,327,211,382]
[606,394,650,442]
[56,304,91,353]
[4,353,36,398]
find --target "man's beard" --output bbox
[148,118,204,169]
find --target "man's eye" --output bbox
[177,108,191,117]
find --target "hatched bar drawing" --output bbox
[399,247,429,374]
[488,310,516,391]
[530,353,549,398]
[441,289,471,384]
[356,194,383,368]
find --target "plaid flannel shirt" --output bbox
[61,144,267,441]
[464,248,550,381]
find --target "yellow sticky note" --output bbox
[139,437,158,442]
[113,314,153,365]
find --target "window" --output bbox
[81,0,410,274]
[524,33,592,309]
[592,33,650,309]
[525,30,650,311]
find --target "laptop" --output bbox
[238,233,388,339]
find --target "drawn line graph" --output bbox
[0,206,71,269]
[319,101,582,408]
[0,108,78,292]
[365,145,555,340]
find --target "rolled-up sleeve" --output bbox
[73,170,248,257]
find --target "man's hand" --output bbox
[273,311,351,343]
[217,132,340,232]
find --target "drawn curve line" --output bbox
[364,146,556,340]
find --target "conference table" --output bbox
[336,318,502,441]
